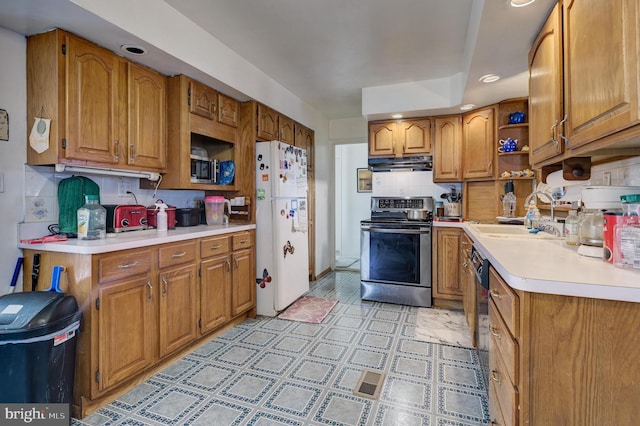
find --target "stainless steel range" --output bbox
[360,196,433,307]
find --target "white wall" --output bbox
[335,143,370,260]
[0,27,27,295]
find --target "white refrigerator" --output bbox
[255,141,309,316]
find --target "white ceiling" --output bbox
[0,0,556,121]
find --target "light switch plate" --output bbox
[0,172,4,193]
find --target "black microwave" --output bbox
[190,155,219,184]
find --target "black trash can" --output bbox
[0,291,82,403]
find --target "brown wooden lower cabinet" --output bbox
[21,229,256,419]
[488,265,640,425]
[432,227,464,304]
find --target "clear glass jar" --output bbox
[565,209,580,246]
[77,195,106,240]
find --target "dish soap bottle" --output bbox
[155,201,168,233]
[525,199,538,229]
[77,195,106,240]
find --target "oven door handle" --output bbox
[361,227,430,235]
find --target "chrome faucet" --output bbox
[524,191,555,223]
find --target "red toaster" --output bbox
[104,205,148,233]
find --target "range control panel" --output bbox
[371,197,434,211]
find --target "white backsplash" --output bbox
[371,170,461,200]
[23,165,205,223]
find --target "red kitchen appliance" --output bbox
[147,202,177,229]
[104,205,148,233]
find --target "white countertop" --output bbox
[435,221,640,302]
[17,224,256,255]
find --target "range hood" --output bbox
[368,155,432,172]
[55,164,161,181]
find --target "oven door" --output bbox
[360,224,430,287]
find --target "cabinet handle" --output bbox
[225,259,231,271]
[490,370,500,384]
[487,161,492,174]
[490,325,501,338]
[147,280,152,301]
[558,114,569,145]
[550,119,559,145]
[161,276,167,296]
[239,239,248,244]
[171,251,186,258]
[461,241,470,245]
[489,289,502,299]
[463,261,468,268]
[233,255,239,269]
[130,143,136,160]
[210,244,222,249]
[117,261,139,269]
[114,139,120,161]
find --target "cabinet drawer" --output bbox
[98,250,153,284]
[232,232,253,250]
[489,341,518,426]
[489,299,518,385]
[159,241,197,269]
[489,382,509,426]
[200,236,230,258]
[489,267,519,337]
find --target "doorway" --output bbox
[334,143,370,270]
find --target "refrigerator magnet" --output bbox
[256,189,266,200]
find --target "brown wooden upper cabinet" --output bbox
[433,115,462,182]
[189,80,239,128]
[127,63,167,169]
[256,103,294,144]
[462,106,496,179]
[26,29,167,172]
[529,0,640,167]
[368,118,431,157]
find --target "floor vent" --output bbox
[353,369,386,400]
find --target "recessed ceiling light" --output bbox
[391,113,403,119]
[479,74,501,83]
[120,44,147,56]
[511,0,536,7]
[460,104,476,111]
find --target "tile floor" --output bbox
[73,271,489,426]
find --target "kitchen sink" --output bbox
[469,223,564,239]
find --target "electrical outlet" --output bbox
[117,178,131,196]
[603,171,612,186]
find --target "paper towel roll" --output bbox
[545,170,590,187]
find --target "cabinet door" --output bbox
[217,92,239,128]
[529,3,564,166]
[433,116,462,181]
[401,118,431,155]
[232,247,255,316]
[98,276,155,390]
[462,107,496,179]
[189,80,217,119]
[200,255,231,334]
[563,0,640,149]
[278,115,295,145]
[159,263,198,358]
[433,228,463,300]
[128,63,166,169]
[65,34,121,164]
[369,121,396,156]
[257,103,279,140]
